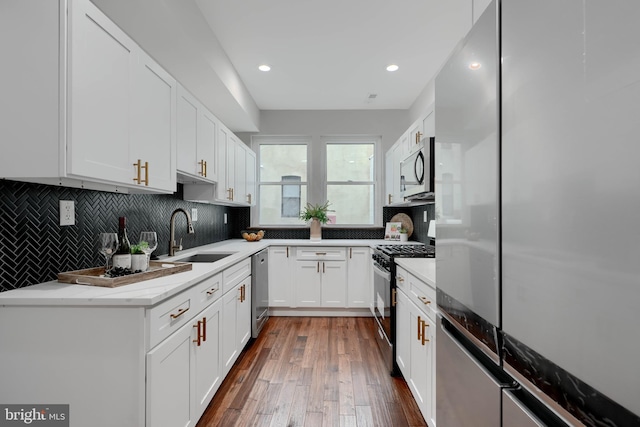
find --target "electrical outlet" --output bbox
[60,200,75,226]
[191,208,198,222]
[423,210,428,223]
[224,213,228,224]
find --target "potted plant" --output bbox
[399,227,409,242]
[130,241,149,272]
[300,201,331,241]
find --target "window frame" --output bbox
[251,134,383,227]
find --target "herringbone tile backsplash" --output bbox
[0,179,435,292]
[0,180,249,292]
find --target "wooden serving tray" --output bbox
[57,261,193,288]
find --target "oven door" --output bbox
[372,261,391,339]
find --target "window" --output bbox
[257,140,308,225]
[325,141,376,225]
[254,135,380,226]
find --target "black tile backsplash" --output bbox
[0,179,249,292]
[0,178,435,293]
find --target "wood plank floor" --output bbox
[196,316,427,427]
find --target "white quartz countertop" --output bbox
[0,238,418,307]
[394,258,436,288]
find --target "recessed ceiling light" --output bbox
[386,64,399,72]
[258,64,271,72]
[469,62,481,70]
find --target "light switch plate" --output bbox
[224,213,228,224]
[423,211,428,223]
[191,208,198,221]
[60,200,75,226]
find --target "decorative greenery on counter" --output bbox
[300,201,332,224]
[131,241,149,254]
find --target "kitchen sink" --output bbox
[177,252,236,263]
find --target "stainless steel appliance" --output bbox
[400,136,435,200]
[435,0,640,425]
[251,249,268,338]
[371,244,435,374]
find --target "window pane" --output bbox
[260,144,307,181]
[327,185,374,225]
[259,184,308,225]
[327,143,374,181]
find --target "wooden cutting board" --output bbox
[390,213,414,237]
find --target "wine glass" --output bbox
[97,233,118,272]
[139,231,158,264]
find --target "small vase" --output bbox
[131,253,149,272]
[400,233,408,242]
[310,218,322,241]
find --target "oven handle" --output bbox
[372,261,391,281]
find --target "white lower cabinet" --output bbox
[347,247,372,308]
[396,267,437,426]
[294,260,346,307]
[146,298,223,427]
[268,246,294,307]
[222,275,251,376]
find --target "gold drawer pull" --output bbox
[417,316,422,341]
[193,320,202,346]
[202,317,207,342]
[392,288,397,307]
[315,252,327,256]
[418,296,431,305]
[397,276,405,283]
[206,288,218,295]
[170,307,189,319]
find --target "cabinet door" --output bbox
[193,299,223,419]
[216,126,229,200]
[245,149,256,206]
[176,85,199,176]
[347,247,371,307]
[237,279,252,349]
[269,247,292,307]
[396,288,411,377]
[222,286,239,375]
[198,110,217,182]
[385,149,395,205]
[321,261,347,307]
[226,137,236,201]
[67,0,135,184]
[130,51,176,192]
[294,261,321,307]
[409,306,430,417]
[146,320,195,427]
[234,140,246,204]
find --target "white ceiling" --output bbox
[194,0,473,111]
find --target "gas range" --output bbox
[372,244,435,271]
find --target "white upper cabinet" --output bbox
[176,84,217,184]
[1,0,177,193]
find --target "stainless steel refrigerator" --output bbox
[434,0,640,425]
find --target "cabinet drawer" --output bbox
[222,258,251,294]
[147,289,194,349]
[408,274,436,319]
[193,272,223,313]
[296,247,346,261]
[396,266,409,293]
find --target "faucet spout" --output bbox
[169,208,195,257]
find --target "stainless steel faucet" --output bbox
[169,208,195,257]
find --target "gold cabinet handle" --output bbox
[202,316,207,342]
[199,160,206,177]
[238,285,243,301]
[247,193,252,204]
[392,288,397,307]
[204,160,207,177]
[322,262,325,273]
[349,248,352,259]
[206,288,218,296]
[422,320,430,345]
[170,307,189,319]
[133,159,148,185]
[317,261,320,273]
[418,296,431,305]
[416,131,422,144]
[388,194,392,205]
[231,188,234,201]
[242,284,246,302]
[227,188,233,200]
[193,320,202,346]
[397,276,404,283]
[417,316,422,342]
[286,247,289,258]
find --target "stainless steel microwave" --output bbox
[400,136,434,198]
